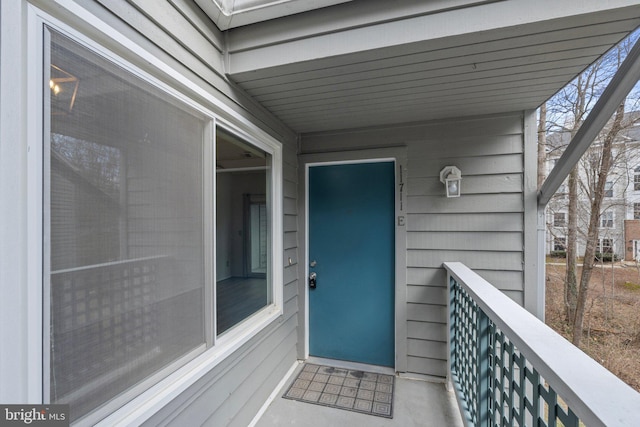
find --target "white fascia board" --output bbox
[226,0,640,75]
[195,0,353,30]
[194,0,229,29]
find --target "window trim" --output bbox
[598,238,614,254]
[553,212,566,227]
[604,181,613,198]
[634,202,640,220]
[600,210,614,228]
[553,236,566,251]
[28,4,284,426]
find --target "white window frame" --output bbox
[604,181,614,198]
[600,210,614,228]
[598,238,614,254]
[27,4,283,426]
[553,236,566,251]
[553,212,566,227]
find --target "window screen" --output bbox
[46,30,206,422]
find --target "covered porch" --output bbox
[251,262,640,426]
[4,1,640,426]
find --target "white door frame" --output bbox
[298,147,408,371]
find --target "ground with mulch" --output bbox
[545,261,640,392]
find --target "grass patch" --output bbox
[623,281,640,291]
[545,262,640,392]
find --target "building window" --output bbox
[634,166,640,191]
[601,211,614,228]
[553,212,566,227]
[553,237,566,251]
[604,181,613,197]
[635,203,640,220]
[44,28,281,423]
[598,238,614,254]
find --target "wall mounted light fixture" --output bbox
[440,166,462,198]
[50,64,79,114]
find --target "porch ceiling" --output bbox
[219,0,640,134]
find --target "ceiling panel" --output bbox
[225,4,640,134]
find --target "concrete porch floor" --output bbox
[254,358,464,427]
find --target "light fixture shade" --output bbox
[439,166,462,198]
[50,64,79,114]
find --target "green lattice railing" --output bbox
[445,262,640,427]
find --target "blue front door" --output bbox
[308,161,395,367]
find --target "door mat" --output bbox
[283,363,394,418]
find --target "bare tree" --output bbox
[538,103,547,190]
[543,32,640,346]
[572,103,625,345]
[565,165,579,323]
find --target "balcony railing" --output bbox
[444,262,640,427]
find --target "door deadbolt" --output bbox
[309,272,317,289]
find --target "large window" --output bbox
[215,127,272,334]
[44,28,280,424]
[634,166,640,191]
[601,210,614,228]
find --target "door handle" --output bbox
[309,272,317,289]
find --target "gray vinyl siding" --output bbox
[301,112,527,378]
[69,0,292,138]
[37,1,300,425]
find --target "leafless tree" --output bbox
[538,103,547,190]
[543,32,640,346]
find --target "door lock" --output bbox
[309,272,317,289]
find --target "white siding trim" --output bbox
[26,5,46,403]
[523,109,542,318]
[247,360,300,427]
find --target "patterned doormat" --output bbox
[283,363,394,418]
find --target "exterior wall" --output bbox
[544,141,640,261]
[624,220,640,260]
[0,1,299,426]
[300,112,535,379]
[546,201,626,260]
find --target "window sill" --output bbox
[94,305,282,427]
